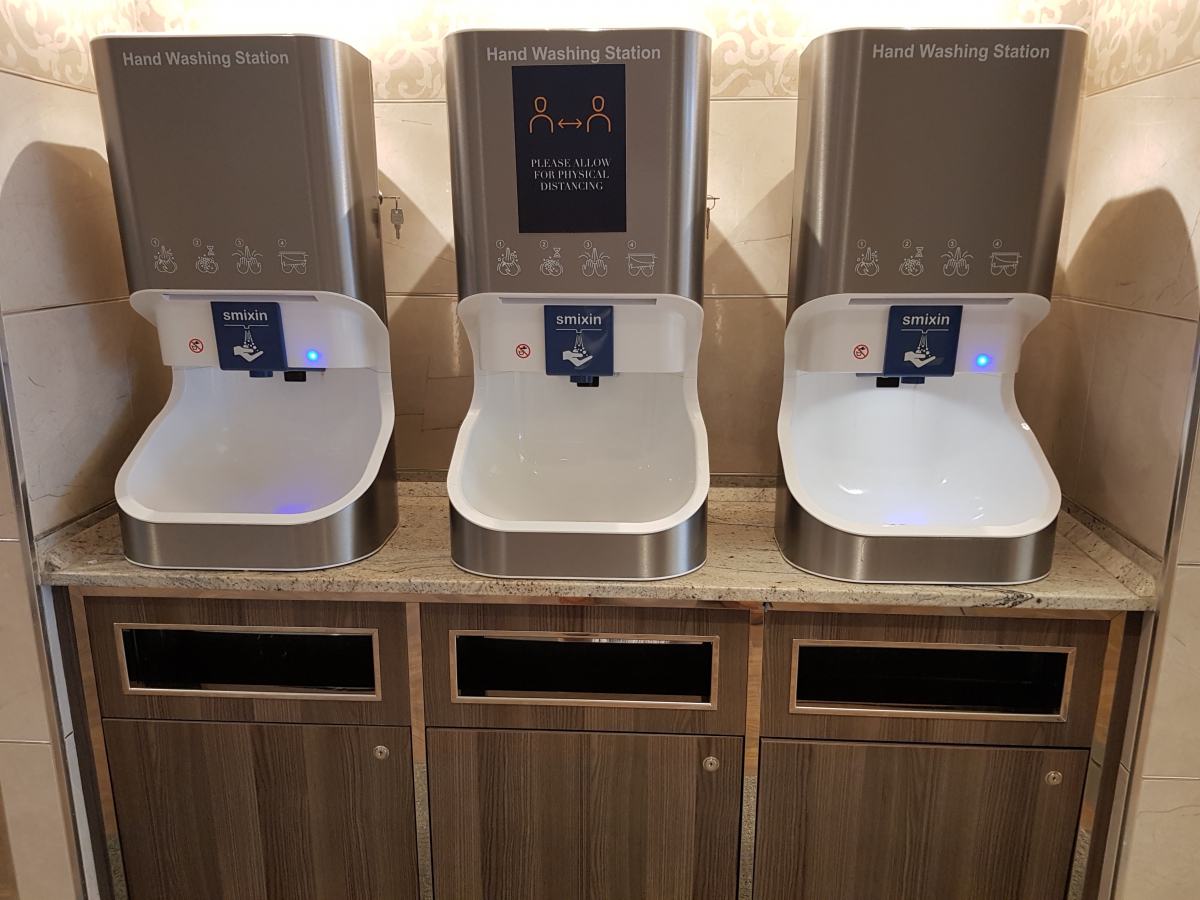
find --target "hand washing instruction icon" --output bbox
[902,328,947,368]
[231,326,263,362]
[562,330,594,368]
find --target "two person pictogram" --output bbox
[529,95,611,133]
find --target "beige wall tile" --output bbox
[1073,305,1196,557]
[698,296,786,474]
[1059,63,1200,321]
[0,542,50,743]
[0,72,127,314]
[1119,777,1200,900]
[0,742,76,900]
[1140,565,1200,776]
[1015,297,1098,499]
[704,99,796,297]
[4,299,171,536]
[394,413,460,472]
[388,294,471,470]
[376,101,456,296]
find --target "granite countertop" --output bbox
[41,485,1156,612]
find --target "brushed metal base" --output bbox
[120,439,399,571]
[774,484,1056,585]
[449,502,707,580]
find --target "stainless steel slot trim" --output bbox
[774,485,1056,584]
[449,501,707,580]
[448,629,720,710]
[120,438,399,571]
[114,622,383,702]
[788,638,1076,722]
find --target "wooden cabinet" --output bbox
[753,739,1088,900]
[427,728,743,900]
[106,720,420,900]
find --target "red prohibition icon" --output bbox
[853,344,869,360]
[189,338,204,353]
[515,343,531,359]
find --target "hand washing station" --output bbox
[94,34,397,570]
[775,27,1086,584]
[443,29,711,579]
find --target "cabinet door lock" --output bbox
[374,745,390,760]
[702,756,720,772]
[1045,770,1062,785]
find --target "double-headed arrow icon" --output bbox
[557,118,582,128]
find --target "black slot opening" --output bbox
[121,628,376,696]
[876,376,900,388]
[794,643,1069,716]
[454,633,714,704]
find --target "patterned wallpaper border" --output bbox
[1,1,1197,99]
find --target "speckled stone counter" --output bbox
[41,485,1155,612]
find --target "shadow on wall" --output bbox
[0,142,127,311]
[0,142,170,537]
[378,172,457,296]
[1017,188,1200,559]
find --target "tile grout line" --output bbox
[1053,293,1199,325]
[2,296,130,318]
[1084,54,1200,98]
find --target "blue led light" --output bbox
[975,354,990,367]
[306,350,320,362]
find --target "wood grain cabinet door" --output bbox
[105,719,420,900]
[754,739,1089,900]
[427,728,743,900]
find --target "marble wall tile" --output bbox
[0,71,128,314]
[0,541,49,743]
[705,99,795,297]
[0,1,139,91]
[1015,297,1098,499]
[4,299,171,537]
[1120,777,1200,900]
[376,101,456,296]
[1074,305,1197,557]
[1018,295,1196,559]
[1089,0,1200,94]
[1057,63,1200,321]
[1140,564,1200,777]
[698,296,786,474]
[388,294,472,470]
[0,742,77,900]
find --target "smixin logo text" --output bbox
[901,313,951,327]
[222,310,268,322]
[556,312,603,326]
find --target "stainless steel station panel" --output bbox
[777,27,1086,584]
[92,33,386,320]
[444,28,710,302]
[94,34,397,570]
[788,27,1086,314]
[444,29,711,579]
